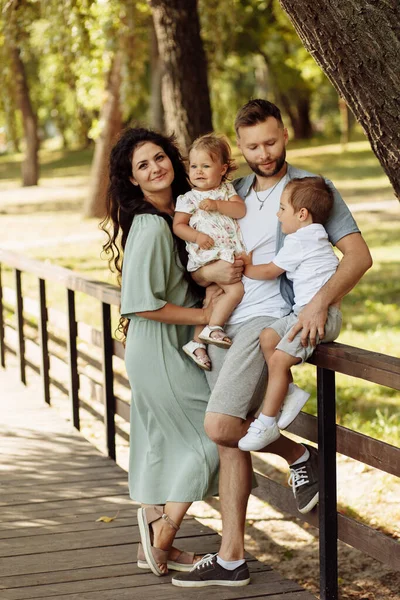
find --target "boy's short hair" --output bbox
[285,176,334,225]
[189,133,237,181]
[234,99,284,134]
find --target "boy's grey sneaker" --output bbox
[289,444,319,514]
[171,553,250,588]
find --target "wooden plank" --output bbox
[0,536,221,577]
[0,512,137,539]
[0,519,214,556]
[287,412,400,477]
[0,466,126,488]
[2,567,300,600]
[309,342,400,390]
[0,558,267,591]
[254,472,400,572]
[0,516,209,541]
[0,495,136,521]
[0,481,129,507]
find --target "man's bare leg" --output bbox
[218,445,252,560]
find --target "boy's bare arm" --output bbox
[244,263,285,280]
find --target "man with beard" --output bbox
[172,99,372,589]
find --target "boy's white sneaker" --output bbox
[238,418,280,452]
[277,385,310,430]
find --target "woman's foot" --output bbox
[137,543,203,572]
[137,506,179,575]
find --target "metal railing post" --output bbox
[15,269,26,385]
[66,289,80,429]
[38,278,50,405]
[0,264,5,368]
[101,302,116,460]
[317,366,338,600]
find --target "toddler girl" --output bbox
[173,134,246,370]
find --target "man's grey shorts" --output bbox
[205,316,277,420]
[269,305,342,363]
[205,308,341,420]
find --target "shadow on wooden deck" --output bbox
[0,368,315,600]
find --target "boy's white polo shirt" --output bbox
[273,223,339,315]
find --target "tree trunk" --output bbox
[83,53,123,219]
[149,22,164,131]
[10,46,39,186]
[338,96,350,147]
[279,92,313,140]
[149,0,213,154]
[278,0,400,199]
[296,96,313,139]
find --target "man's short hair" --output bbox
[235,99,283,134]
[285,176,334,225]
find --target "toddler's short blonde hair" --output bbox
[189,133,237,181]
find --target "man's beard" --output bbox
[246,148,286,178]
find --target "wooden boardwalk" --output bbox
[0,369,315,600]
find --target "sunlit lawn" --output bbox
[0,139,399,444]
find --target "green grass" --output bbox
[0,148,94,186]
[1,140,399,444]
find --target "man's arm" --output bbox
[289,232,372,346]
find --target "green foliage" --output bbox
[0,0,153,152]
[199,0,338,139]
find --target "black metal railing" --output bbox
[1,248,399,600]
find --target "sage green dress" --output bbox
[121,214,219,504]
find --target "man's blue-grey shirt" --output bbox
[233,164,360,307]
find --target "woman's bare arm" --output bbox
[136,303,209,325]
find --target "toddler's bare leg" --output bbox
[209,281,244,328]
[192,324,203,343]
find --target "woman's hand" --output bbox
[203,283,224,307]
[202,284,223,323]
[196,232,215,249]
[199,198,217,212]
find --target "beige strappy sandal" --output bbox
[137,506,179,576]
[137,542,197,572]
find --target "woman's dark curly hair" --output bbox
[101,127,203,338]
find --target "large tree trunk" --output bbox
[149,0,213,154]
[84,53,123,219]
[278,0,400,199]
[149,23,164,131]
[10,46,39,186]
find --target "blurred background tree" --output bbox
[0,0,398,209]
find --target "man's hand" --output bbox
[196,232,214,249]
[199,198,217,212]
[288,298,328,347]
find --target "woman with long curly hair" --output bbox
[102,128,219,578]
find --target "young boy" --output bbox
[239,176,342,451]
